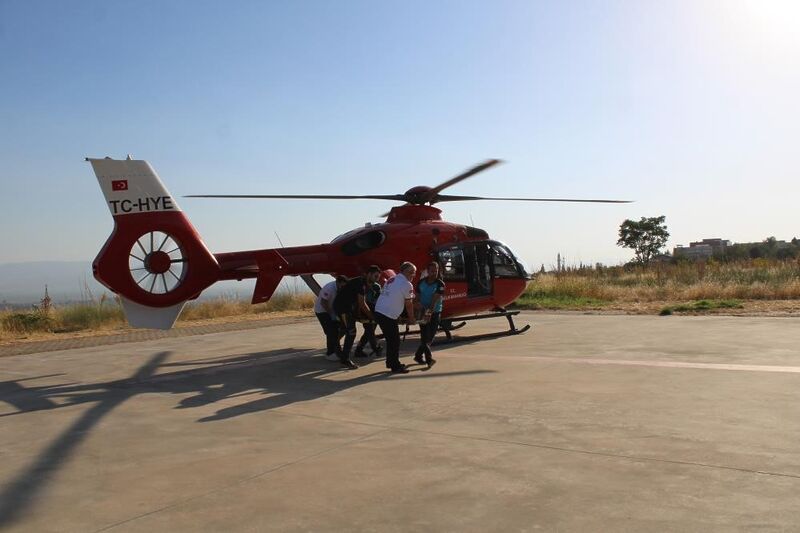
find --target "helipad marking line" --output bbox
[450,353,800,373]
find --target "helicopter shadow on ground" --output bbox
[0,351,171,528]
[0,348,494,527]
[0,348,496,422]
[396,323,525,358]
[164,348,495,422]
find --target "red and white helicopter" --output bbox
[88,157,628,338]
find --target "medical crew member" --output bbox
[355,272,383,358]
[374,262,417,374]
[414,261,444,368]
[314,276,347,362]
[333,266,381,368]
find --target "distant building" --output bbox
[673,238,731,260]
[674,244,713,260]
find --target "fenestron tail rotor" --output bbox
[128,231,187,295]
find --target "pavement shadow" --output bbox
[0,349,310,419]
[0,351,171,529]
[0,348,493,422]
[0,373,72,415]
[0,347,493,526]
[158,348,493,422]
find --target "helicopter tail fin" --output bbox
[87,156,220,329]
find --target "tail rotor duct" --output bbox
[128,231,187,295]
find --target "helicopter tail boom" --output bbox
[87,157,221,329]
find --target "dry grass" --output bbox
[0,291,315,341]
[179,292,314,320]
[4,259,799,342]
[518,259,800,312]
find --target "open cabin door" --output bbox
[438,243,493,298]
[464,243,492,296]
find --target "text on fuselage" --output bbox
[109,196,175,214]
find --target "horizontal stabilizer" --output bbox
[252,250,289,304]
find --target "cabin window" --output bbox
[438,247,466,280]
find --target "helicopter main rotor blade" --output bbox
[422,159,503,203]
[185,194,406,201]
[434,195,633,203]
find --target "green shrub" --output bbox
[2,311,54,333]
[660,299,743,315]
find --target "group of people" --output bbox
[314,261,445,374]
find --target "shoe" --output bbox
[413,354,425,365]
[325,353,340,362]
[341,358,359,370]
[389,365,409,374]
[354,346,367,358]
[372,345,383,357]
[426,358,437,369]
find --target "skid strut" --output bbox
[377,309,531,344]
[437,310,531,344]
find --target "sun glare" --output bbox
[738,0,800,44]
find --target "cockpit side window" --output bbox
[491,243,521,277]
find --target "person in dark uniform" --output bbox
[414,261,444,368]
[354,274,383,358]
[333,265,381,368]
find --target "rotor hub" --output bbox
[403,186,433,205]
[145,251,172,274]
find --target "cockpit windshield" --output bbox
[489,241,530,279]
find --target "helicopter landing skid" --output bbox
[383,310,531,345]
[436,310,531,344]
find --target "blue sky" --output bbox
[1,0,798,269]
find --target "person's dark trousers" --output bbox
[356,322,379,352]
[337,310,358,359]
[415,312,441,363]
[316,312,341,356]
[375,312,401,369]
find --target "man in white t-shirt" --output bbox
[375,262,417,374]
[315,276,347,362]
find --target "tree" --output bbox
[617,216,670,265]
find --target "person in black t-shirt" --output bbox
[355,277,383,358]
[333,265,381,367]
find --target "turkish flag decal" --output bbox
[111,180,128,191]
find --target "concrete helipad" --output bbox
[1,312,800,532]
